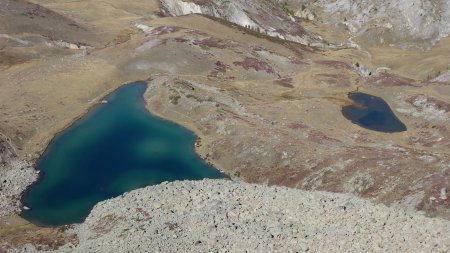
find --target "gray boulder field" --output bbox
[52,179,450,252]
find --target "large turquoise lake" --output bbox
[22,81,223,226]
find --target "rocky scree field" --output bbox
[50,180,450,252]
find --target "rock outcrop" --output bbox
[159,0,335,47]
[291,0,450,49]
[0,136,37,217]
[56,179,450,252]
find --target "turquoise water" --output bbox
[21,82,223,226]
[342,92,407,133]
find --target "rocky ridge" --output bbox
[289,0,450,49]
[46,179,450,252]
[159,0,354,49]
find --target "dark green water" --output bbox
[342,92,407,133]
[21,81,223,226]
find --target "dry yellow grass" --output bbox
[365,37,450,80]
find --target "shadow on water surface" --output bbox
[342,92,407,133]
[21,81,224,226]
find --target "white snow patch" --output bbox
[0,34,29,45]
[134,23,155,34]
[134,39,162,54]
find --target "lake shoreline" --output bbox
[342,92,407,133]
[21,81,229,227]
[14,81,139,226]
[8,77,230,228]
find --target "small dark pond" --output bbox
[342,92,407,133]
[21,81,223,226]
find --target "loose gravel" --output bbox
[55,179,450,253]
